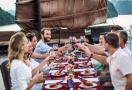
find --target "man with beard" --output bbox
[34,28,68,74]
[34,28,67,63]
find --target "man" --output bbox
[82,33,132,90]
[117,30,132,59]
[97,30,132,89]
[84,25,123,55]
[34,28,69,74]
[34,28,68,63]
[85,26,132,88]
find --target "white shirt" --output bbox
[10,60,32,90]
[107,48,132,90]
[28,57,53,75]
[27,58,43,90]
[104,46,132,60]
[27,58,54,90]
[122,46,132,60]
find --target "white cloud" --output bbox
[0,0,16,11]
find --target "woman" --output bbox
[26,33,37,51]
[91,32,109,71]
[8,32,43,90]
[99,32,108,46]
[26,32,49,60]
[24,41,53,90]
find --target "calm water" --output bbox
[0,24,21,31]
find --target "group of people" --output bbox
[79,25,132,90]
[8,25,132,90]
[8,28,68,90]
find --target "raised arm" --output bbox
[31,56,51,76]
[31,53,49,59]
[84,43,105,55]
[81,45,108,65]
[58,45,70,52]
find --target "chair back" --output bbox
[1,60,11,90]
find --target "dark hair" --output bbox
[110,25,123,32]
[118,31,128,44]
[104,33,119,48]
[26,33,35,41]
[100,32,108,35]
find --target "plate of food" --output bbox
[79,62,90,67]
[80,69,95,75]
[79,81,97,88]
[51,70,65,76]
[54,63,65,68]
[45,83,62,90]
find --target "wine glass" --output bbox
[72,37,77,44]
[69,36,77,44]
[80,36,86,44]
[65,41,70,55]
[69,36,73,44]
[78,44,84,59]
[74,39,81,52]
[50,51,56,59]
[53,44,58,51]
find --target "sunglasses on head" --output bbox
[30,33,35,36]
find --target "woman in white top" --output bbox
[8,32,43,90]
[24,41,54,90]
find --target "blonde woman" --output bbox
[24,41,54,90]
[8,32,43,90]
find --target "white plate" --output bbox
[78,63,90,67]
[80,71,95,75]
[79,83,97,88]
[45,84,62,90]
[51,72,65,76]
[54,64,65,68]
[78,57,85,60]
[56,58,60,60]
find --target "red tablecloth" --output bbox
[42,58,102,90]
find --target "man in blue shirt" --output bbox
[34,28,52,63]
[34,28,68,63]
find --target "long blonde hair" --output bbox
[7,32,27,69]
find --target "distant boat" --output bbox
[15,0,107,32]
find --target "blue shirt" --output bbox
[34,39,52,63]
[122,46,132,60]
[104,46,132,60]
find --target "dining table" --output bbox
[42,57,102,90]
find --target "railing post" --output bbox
[129,25,132,51]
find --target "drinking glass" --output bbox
[50,51,56,59]
[53,44,58,51]
[80,36,86,43]
[65,41,70,55]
